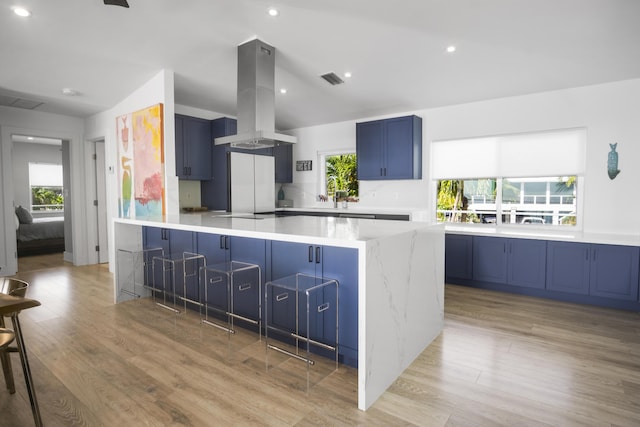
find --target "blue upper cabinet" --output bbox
[175,114,213,180]
[356,115,422,180]
[274,144,293,183]
[202,117,237,211]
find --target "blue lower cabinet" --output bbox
[472,236,508,284]
[196,233,266,324]
[472,236,546,289]
[445,234,473,281]
[589,244,639,301]
[228,236,266,321]
[270,240,359,367]
[507,239,547,289]
[143,226,195,298]
[547,241,590,295]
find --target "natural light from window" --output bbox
[29,162,64,211]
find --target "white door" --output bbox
[95,141,108,263]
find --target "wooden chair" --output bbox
[1,278,28,394]
[1,278,42,426]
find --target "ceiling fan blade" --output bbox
[103,0,130,7]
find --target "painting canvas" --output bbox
[116,103,165,218]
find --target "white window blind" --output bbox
[431,128,586,179]
[29,163,63,186]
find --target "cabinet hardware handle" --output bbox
[220,235,225,249]
[308,246,314,263]
[276,293,288,302]
[238,283,252,291]
[316,246,321,264]
[209,276,223,284]
[317,302,330,313]
[380,167,383,176]
[224,236,229,250]
[384,167,387,176]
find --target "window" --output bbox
[320,152,359,202]
[432,128,584,227]
[436,176,577,226]
[29,163,64,211]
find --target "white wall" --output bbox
[0,106,85,275]
[84,69,177,271]
[12,142,63,211]
[284,78,640,237]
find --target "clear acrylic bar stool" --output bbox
[265,273,339,391]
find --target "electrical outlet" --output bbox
[371,191,377,198]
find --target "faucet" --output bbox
[328,176,338,208]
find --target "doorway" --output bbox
[12,134,68,272]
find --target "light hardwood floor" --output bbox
[1,258,639,426]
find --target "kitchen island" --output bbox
[113,213,444,410]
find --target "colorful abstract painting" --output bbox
[116,103,165,218]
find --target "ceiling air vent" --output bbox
[320,72,344,86]
[0,95,43,110]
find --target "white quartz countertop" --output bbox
[277,206,414,215]
[445,225,640,247]
[115,213,442,248]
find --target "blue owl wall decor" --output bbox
[607,143,621,180]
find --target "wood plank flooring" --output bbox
[1,257,639,426]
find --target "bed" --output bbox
[15,207,65,257]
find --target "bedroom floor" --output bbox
[18,252,67,272]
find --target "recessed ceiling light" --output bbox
[280,88,287,94]
[13,7,31,17]
[344,72,352,78]
[27,136,34,140]
[62,88,80,96]
[268,8,279,17]
[446,45,456,53]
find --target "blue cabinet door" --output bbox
[202,117,237,211]
[356,120,385,180]
[143,227,195,300]
[507,239,547,289]
[184,116,213,180]
[228,236,266,321]
[166,229,196,301]
[546,241,590,295]
[175,114,213,180]
[143,226,170,292]
[590,244,639,301]
[196,233,228,311]
[384,116,419,179]
[321,246,358,367]
[274,144,292,183]
[472,236,508,284]
[196,233,266,322]
[175,115,186,178]
[445,234,473,281]
[356,115,422,181]
[270,241,358,367]
[269,241,317,332]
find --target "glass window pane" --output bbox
[437,179,497,224]
[502,176,576,225]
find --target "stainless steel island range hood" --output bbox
[215,38,296,149]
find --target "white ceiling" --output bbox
[2,0,639,131]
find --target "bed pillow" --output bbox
[15,205,33,224]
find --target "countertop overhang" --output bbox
[114,212,442,248]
